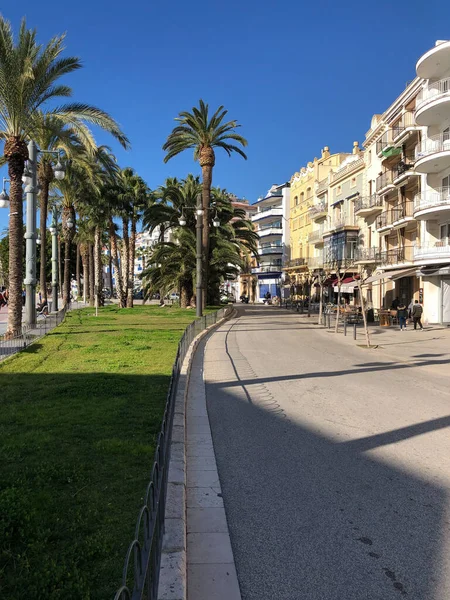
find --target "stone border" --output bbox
[158,308,237,600]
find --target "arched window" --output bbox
[300,192,305,206]
[294,195,298,206]
[306,187,312,200]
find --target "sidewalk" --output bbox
[282,306,450,367]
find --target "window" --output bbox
[294,195,298,206]
[443,175,450,195]
[350,177,356,188]
[367,150,372,166]
[337,185,342,195]
[300,192,304,207]
[440,223,450,243]
[306,187,312,200]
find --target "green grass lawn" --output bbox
[0,305,208,599]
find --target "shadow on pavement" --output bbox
[207,375,448,600]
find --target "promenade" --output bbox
[185,304,450,600]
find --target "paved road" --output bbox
[204,305,450,600]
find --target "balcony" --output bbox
[376,211,392,233]
[392,158,417,185]
[379,246,414,266]
[252,207,283,222]
[414,241,450,262]
[415,133,450,173]
[376,130,395,157]
[391,202,414,228]
[354,247,381,263]
[416,40,450,80]
[332,215,357,230]
[259,244,283,255]
[309,201,328,221]
[392,112,420,146]
[414,187,450,220]
[251,263,282,274]
[316,177,328,196]
[376,170,396,195]
[354,194,383,217]
[285,258,306,269]
[258,222,282,238]
[307,257,323,270]
[308,229,325,245]
[415,78,450,126]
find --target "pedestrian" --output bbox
[397,302,408,331]
[391,297,400,310]
[412,300,424,331]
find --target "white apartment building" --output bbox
[251,183,290,301]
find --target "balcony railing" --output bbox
[416,133,450,160]
[377,202,414,229]
[332,214,355,229]
[354,247,381,262]
[309,201,328,216]
[392,112,417,141]
[330,156,365,182]
[316,177,328,195]
[252,207,283,222]
[379,246,414,265]
[414,187,450,212]
[414,242,450,260]
[286,258,306,268]
[376,130,394,155]
[393,157,416,180]
[259,221,282,231]
[259,244,283,255]
[416,78,450,112]
[376,170,394,193]
[251,263,282,274]
[308,229,324,243]
[354,194,383,213]
[307,257,323,269]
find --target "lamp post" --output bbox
[179,195,220,317]
[21,142,65,325]
[49,207,60,312]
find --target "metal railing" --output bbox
[416,78,450,112]
[379,246,414,265]
[316,177,329,195]
[330,156,365,182]
[252,207,283,222]
[259,245,283,255]
[416,133,450,160]
[414,187,450,212]
[114,306,233,600]
[393,157,416,180]
[376,170,394,192]
[376,130,394,154]
[259,221,282,230]
[354,194,382,213]
[251,264,282,273]
[308,229,324,243]
[392,112,417,140]
[354,247,381,262]
[286,258,306,268]
[0,300,83,361]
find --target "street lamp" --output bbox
[0,178,10,209]
[178,197,220,317]
[49,206,61,312]
[22,142,65,326]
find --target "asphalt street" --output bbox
[204,305,450,600]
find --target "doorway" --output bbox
[442,279,450,323]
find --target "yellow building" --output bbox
[286,147,348,294]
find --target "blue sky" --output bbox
[0,0,446,233]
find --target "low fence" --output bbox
[0,300,84,361]
[114,306,233,600]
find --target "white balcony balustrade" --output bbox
[414,187,450,219]
[415,78,450,126]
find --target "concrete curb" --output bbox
[158,308,237,600]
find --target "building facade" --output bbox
[251,183,290,301]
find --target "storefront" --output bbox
[418,265,450,324]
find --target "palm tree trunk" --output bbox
[94,226,103,307]
[39,177,50,303]
[109,219,126,308]
[5,158,25,336]
[88,243,95,306]
[76,244,81,300]
[127,217,137,308]
[201,164,213,308]
[108,244,113,293]
[121,216,130,302]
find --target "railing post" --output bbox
[354,323,357,340]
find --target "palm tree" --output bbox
[0,17,129,335]
[162,100,247,305]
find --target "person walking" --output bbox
[412,300,424,331]
[397,302,408,331]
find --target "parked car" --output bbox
[133,289,144,300]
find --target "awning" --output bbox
[334,277,359,293]
[363,267,417,284]
[419,265,450,277]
